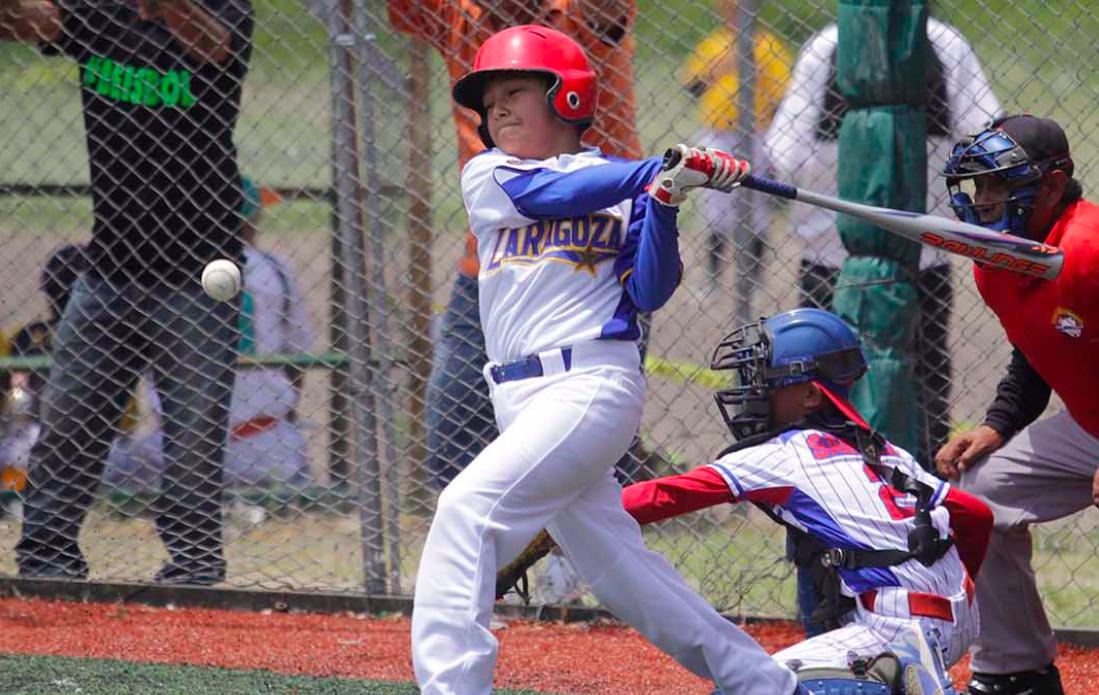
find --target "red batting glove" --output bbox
[650,144,751,207]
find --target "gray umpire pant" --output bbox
[959,410,1099,674]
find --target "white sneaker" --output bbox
[532,552,585,605]
[890,627,951,695]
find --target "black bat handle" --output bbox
[740,174,798,200]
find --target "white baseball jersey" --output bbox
[708,428,966,600]
[461,148,643,363]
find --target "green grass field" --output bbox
[0,655,555,695]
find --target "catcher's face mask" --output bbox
[943,125,1062,236]
[711,321,773,441]
[711,319,867,441]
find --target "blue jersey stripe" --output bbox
[710,461,747,498]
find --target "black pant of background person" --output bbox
[16,275,239,584]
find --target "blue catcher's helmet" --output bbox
[711,308,868,440]
[942,114,1073,235]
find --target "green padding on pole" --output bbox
[836,108,926,262]
[833,258,918,349]
[833,257,920,450]
[833,0,928,458]
[836,1,929,105]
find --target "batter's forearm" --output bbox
[624,199,681,312]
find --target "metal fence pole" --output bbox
[327,187,353,489]
[401,38,436,518]
[352,0,402,593]
[733,0,758,326]
[325,0,386,593]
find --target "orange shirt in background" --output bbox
[387,0,642,276]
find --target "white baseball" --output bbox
[201,259,242,301]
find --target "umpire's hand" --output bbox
[935,425,1004,480]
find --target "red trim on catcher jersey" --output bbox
[621,466,734,525]
[815,381,871,430]
[941,487,993,579]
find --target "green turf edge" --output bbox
[0,654,562,695]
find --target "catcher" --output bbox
[499,308,994,694]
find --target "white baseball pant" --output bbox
[411,340,797,695]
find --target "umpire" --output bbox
[936,115,1096,695]
[2,0,253,584]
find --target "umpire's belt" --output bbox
[487,340,639,385]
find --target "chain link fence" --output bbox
[1,0,1097,627]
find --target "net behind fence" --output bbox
[1,0,1097,628]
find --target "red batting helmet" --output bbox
[452,25,597,148]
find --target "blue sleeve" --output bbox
[495,157,663,219]
[615,195,683,312]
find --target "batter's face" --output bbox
[482,75,580,159]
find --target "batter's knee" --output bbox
[434,479,469,521]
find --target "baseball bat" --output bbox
[664,149,1064,279]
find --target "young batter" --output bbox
[410,24,804,695]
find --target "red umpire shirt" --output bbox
[974,198,1099,438]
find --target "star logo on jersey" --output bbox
[484,213,623,275]
[1051,307,1084,338]
[572,242,602,277]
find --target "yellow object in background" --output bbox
[680,27,794,132]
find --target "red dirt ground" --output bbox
[1,597,1097,694]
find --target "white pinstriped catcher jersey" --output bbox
[708,428,968,600]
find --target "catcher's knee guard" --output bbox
[796,666,892,694]
[793,646,949,695]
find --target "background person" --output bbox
[2,0,254,585]
[0,245,89,499]
[226,176,314,487]
[105,177,316,491]
[679,2,793,316]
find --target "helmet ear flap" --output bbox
[476,119,494,149]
